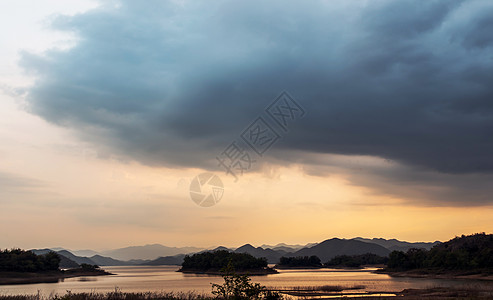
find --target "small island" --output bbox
[325,253,388,269]
[274,254,388,269]
[179,250,277,275]
[0,249,112,285]
[275,255,322,269]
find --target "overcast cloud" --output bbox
[20,0,493,205]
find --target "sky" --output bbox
[1,0,493,251]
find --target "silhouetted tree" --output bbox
[325,253,388,268]
[0,249,60,272]
[211,261,282,300]
[181,250,268,272]
[277,256,322,267]
[386,233,493,271]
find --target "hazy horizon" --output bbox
[2,0,493,252]
[13,235,448,253]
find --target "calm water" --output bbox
[0,266,491,296]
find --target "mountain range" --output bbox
[353,237,440,252]
[100,244,203,260]
[31,237,440,267]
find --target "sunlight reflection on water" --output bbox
[0,266,491,297]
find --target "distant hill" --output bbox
[32,249,130,267]
[386,233,493,272]
[353,237,440,252]
[89,255,129,266]
[101,244,203,260]
[56,250,98,265]
[260,243,318,252]
[31,237,445,266]
[432,233,492,253]
[234,244,285,263]
[181,240,392,265]
[48,247,66,252]
[200,246,232,253]
[31,249,79,269]
[268,246,297,253]
[291,238,390,262]
[141,254,186,265]
[60,255,81,268]
[72,249,101,257]
[127,259,151,265]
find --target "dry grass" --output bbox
[3,284,493,300]
[0,290,212,300]
[267,284,369,298]
[280,284,365,292]
[400,283,493,299]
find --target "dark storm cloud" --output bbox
[20,0,493,203]
[297,153,493,206]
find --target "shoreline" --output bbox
[376,268,493,281]
[0,269,113,285]
[274,265,382,270]
[178,267,278,276]
[273,265,322,269]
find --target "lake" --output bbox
[0,266,491,297]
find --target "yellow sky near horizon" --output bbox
[1,90,492,250]
[1,0,493,252]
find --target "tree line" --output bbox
[277,253,387,268]
[325,253,388,268]
[181,250,268,271]
[277,256,321,267]
[0,249,60,272]
[387,233,493,271]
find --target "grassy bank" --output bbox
[376,268,493,281]
[2,286,493,300]
[0,291,212,300]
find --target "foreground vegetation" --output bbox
[210,263,282,299]
[2,285,493,300]
[0,291,212,300]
